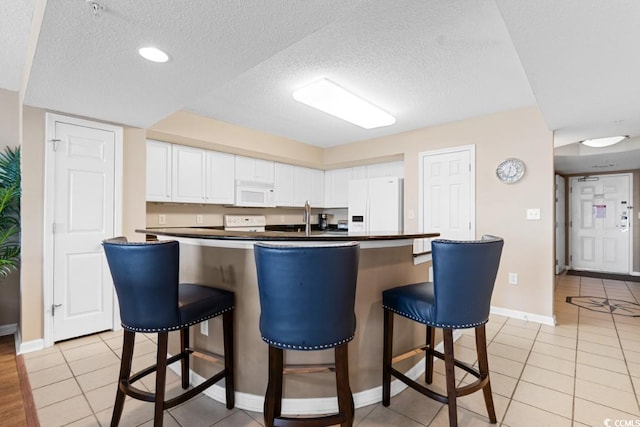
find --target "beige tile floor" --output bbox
[24,273,640,426]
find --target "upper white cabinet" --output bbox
[324,168,350,208]
[146,140,172,202]
[366,161,404,178]
[206,151,235,204]
[274,162,294,206]
[172,145,206,203]
[147,141,235,204]
[235,156,274,184]
[309,168,324,207]
[292,166,324,207]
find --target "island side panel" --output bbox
[171,240,432,399]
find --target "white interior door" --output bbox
[47,115,122,343]
[555,175,566,274]
[420,146,475,253]
[570,174,632,273]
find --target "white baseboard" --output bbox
[0,323,17,337]
[490,306,556,326]
[18,338,45,355]
[170,329,464,414]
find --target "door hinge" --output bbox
[50,138,61,151]
[468,222,471,230]
[52,223,56,234]
[52,303,62,316]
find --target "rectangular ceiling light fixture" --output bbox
[292,78,396,129]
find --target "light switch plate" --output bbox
[526,208,541,220]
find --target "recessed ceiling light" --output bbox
[138,47,169,63]
[581,135,627,148]
[292,79,395,129]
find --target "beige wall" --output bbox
[21,106,45,340]
[151,107,555,319]
[20,107,147,342]
[0,88,21,327]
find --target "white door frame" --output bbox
[568,173,634,274]
[43,113,123,347]
[418,144,476,244]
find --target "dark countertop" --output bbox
[137,227,439,242]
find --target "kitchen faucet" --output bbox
[303,200,311,236]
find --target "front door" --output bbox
[419,146,475,252]
[46,114,122,342]
[570,174,632,273]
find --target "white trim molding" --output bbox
[18,338,45,355]
[491,306,556,326]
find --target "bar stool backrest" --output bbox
[431,235,503,328]
[254,242,360,350]
[103,238,180,331]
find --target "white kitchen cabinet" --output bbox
[146,140,172,202]
[172,145,207,203]
[206,151,235,204]
[310,168,324,207]
[290,166,324,208]
[350,166,368,180]
[324,168,350,208]
[274,162,294,206]
[366,161,404,178]
[235,156,275,184]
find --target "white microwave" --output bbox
[235,180,276,207]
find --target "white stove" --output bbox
[223,215,266,232]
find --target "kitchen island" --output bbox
[137,227,439,414]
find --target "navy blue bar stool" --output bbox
[103,237,235,427]
[254,242,360,427]
[382,236,503,427]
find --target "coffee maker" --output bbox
[318,213,330,230]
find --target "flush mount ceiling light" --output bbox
[581,135,628,148]
[292,79,396,129]
[138,47,169,63]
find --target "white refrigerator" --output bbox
[348,177,403,233]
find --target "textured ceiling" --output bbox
[2,0,640,172]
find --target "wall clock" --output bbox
[496,158,525,184]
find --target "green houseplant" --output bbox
[0,146,20,278]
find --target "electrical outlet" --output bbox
[200,321,208,336]
[526,208,541,220]
[158,214,166,225]
[407,210,415,219]
[196,214,203,224]
[280,215,285,223]
[508,272,518,285]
